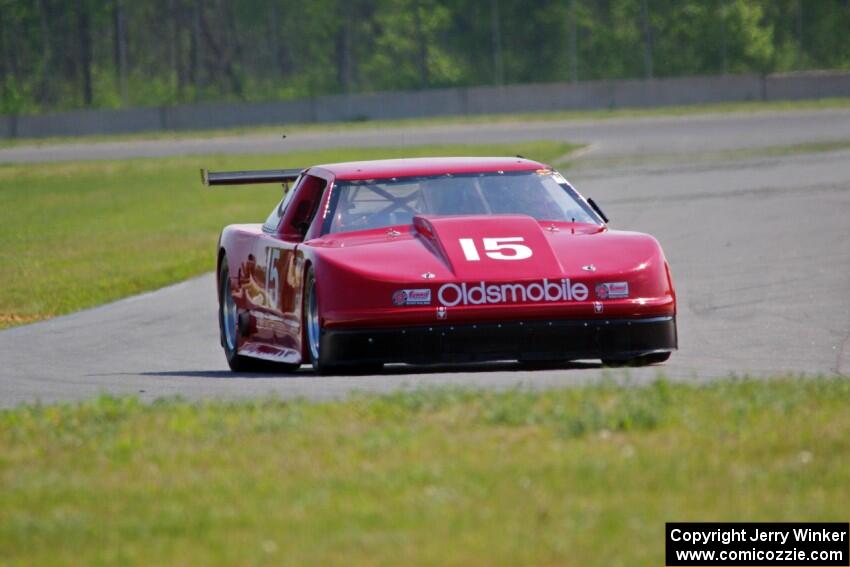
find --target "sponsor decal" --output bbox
[437,278,589,307]
[595,281,629,300]
[436,306,447,320]
[594,301,604,314]
[392,288,432,306]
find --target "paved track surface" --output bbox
[2,109,849,407]
[3,108,850,163]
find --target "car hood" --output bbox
[306,214,674,326]
[309,214,659,281]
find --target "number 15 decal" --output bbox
[459,237,533,261]
[265,248,281,307]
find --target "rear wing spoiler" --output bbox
[200,168,303,186]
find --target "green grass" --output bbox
[3,97,850,149]
[1,377,848,566]
[0,141,577,328]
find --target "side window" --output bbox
[262,176,302,232]
[262,200,285,232]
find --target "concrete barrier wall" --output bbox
[314,88,468,122]
[3,71,848,139]
[610,74,764,107]
[0,115,14,138]
[15,107,162,138]
[464,74,764,115]
[764,71,850,101]
[162,99,316,130]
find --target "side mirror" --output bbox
[587,198,609,223]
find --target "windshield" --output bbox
[326,170,601,234]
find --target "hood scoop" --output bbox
[413,215,564,280]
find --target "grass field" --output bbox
[3,97,849,149]
[1,377,848,566]
[0,141,577,329]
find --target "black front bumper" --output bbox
[321,316,677,365]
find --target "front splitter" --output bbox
[321,316,677,365]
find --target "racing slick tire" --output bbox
[219,256,297,373]
[601,351,671,367]
[303,265,382,375]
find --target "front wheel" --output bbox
[304,266,328,373]
[303,266,382,375]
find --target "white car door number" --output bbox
[458,237,533,261]
[265,248,281,307]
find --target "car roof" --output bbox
[311,156,548,181]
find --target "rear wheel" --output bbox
[219,257,254,371]
[219,256,297,373]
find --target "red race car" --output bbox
[204,157,677,373]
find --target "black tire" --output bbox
[303,266,329,373]
[601,351,671,367]
[219,256,297,373]
[303,266,383,375]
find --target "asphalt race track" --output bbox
[1,109,849,407]
[3,108,850,164]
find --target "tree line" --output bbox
[1,0,848,115]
